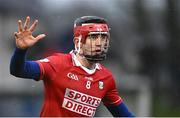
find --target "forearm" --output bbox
[107,102,135,117]
[10,48,40,80]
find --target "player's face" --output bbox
[82,33,110,56]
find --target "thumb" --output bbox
[35,34,46,41]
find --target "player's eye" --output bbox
[88,34,108,41]
[89,34,99,40]
[100,34,108,40]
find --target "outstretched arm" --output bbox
[106,102,135,117]
[10,16,45,80]
[10,48,40,80]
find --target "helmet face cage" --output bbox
[74,23,110,62]
[82,32,110,62]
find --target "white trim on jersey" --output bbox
[70,50,101,74]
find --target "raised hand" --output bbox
[14,16,46,49]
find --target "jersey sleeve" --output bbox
[35,54,63,81]
[102,76,123,106]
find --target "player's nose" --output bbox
[95,36,102,46]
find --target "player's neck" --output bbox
[76,53,96,70]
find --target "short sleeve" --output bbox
[102,77,123,106]
[35,54,61,81]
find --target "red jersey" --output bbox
[36,51,122,117]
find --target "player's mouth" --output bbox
[93,49,102,55]
[95,49,101,52]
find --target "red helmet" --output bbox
[74,23,109,43]
[73,16,110,62]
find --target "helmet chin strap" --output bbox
[75,35,82,54]
[75,35,87,60]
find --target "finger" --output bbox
[18,20,24,32]
[35,34,46,41]
[29,20,38,32]
[14,32,18,39]
[24,16,30,30]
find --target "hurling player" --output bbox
[10,16,134,117]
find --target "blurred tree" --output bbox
[133,0,169,116]
[165,0,180,107]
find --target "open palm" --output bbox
[14,16,46,49]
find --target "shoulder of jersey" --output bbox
[51,52,71,62]
[52,52,71,58]
[40,53,71,63]
[98,64,113,77]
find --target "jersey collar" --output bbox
[70,50,101,74]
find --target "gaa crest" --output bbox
[99,81,104,90]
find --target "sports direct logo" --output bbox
[62,88,101,116]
